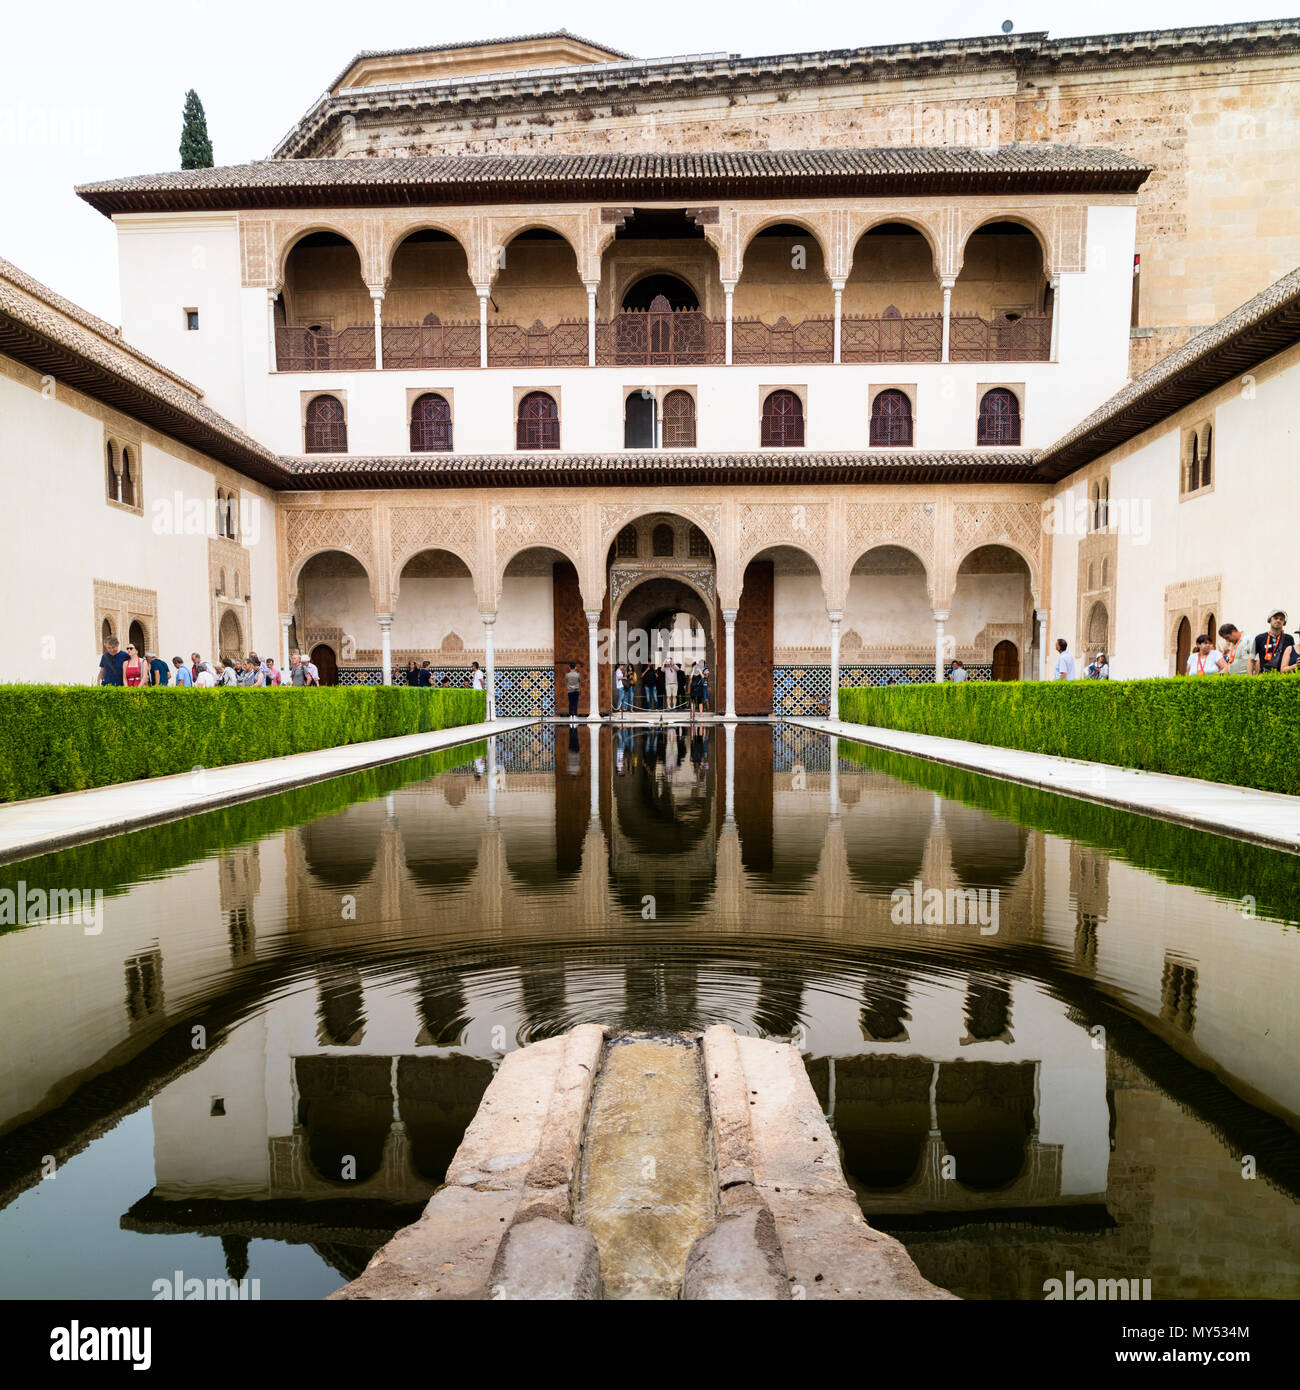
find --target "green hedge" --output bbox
[838,676,1300,796]
[0,686,487,801]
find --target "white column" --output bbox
[932,608,949,684]
[279,612,292,675]
[829,736,839,818]
[723,280,736,365]
[585,282,598,367]
[1049,275,1061,362]
[266,289,279,373]
[1035,609,1049,681]
[828,609,843,720]
[585,611,602,723]
[831,279,845,364]
[477,287,490,368]
[487,738,497,818]
[589,724,600,819]
[722,607,738,721]
[940,278,955,363]
[370,288,384,370]
[481,612,497,721]
[378,614,393,687]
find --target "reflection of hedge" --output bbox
[0,686,486,801]
[837,738,1299,929]
[839,677,1300,795]
[0,741,487,918]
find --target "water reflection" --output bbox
[0,724,1297,1300]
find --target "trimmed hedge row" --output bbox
[0,686,487,802]
[838,676,1300,796]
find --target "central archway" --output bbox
[612,575,714,711]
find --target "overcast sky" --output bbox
[1,0,1286,321]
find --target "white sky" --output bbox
[0,0,1287,321]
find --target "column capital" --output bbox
[941,277,956,290]
[474,284,492,298]
[584,609,601,624]
[584,281,599,295]
[721,279,738,293]
[479,610,498,626]
[278,612,294,625]
[827,609,844,623]
[367,285,386,301]
[267,286,281,303]
[377,613,393,628]
[931,608,950,622]
[721,608,739,623]
[1034,608,1049,623]
[830,278,846,293]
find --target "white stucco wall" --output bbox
[1047,340,1300,678]
[0,359,280,683]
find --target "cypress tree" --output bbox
[179,90,214,169]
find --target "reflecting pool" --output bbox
[0,724,1297,1300]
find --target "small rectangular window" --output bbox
[185,309,200,331]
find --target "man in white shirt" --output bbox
[1054,638,1075,680]
[470,661,485,691]
[1187,633,1227,676]
[949,661,968,683]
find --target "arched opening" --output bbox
[490,228,587,367]
[945,802,1029,890]
[761,389,804,448]
[1085,601,1109,657]
[516,391,559,449]
[296,1054,391,1186]
[119,447,136,507]
[127,619,147,654]
[300,806,381,890]
[399,792,483,893]
[936,1060,1035,1191]
[384,228,478,368]
[397,1056,495,1185]
[410,392,453,452]
[662,389,696,447]
[1175,616,1192,675]
[311,643,338,685]
[977,388,1021,446]
[843,546,931,681]
[844,222,942,362]
[1205,612,1217,644]
[621,274,699,311]
[295,548,372,682]
[870,389,914,447]
[305,394,347,453]
[827,1056,932,1191]
[277,231,374,370]
[953,222,1051,362]
[600,211,722,365]
[733,223,833,364]
[105,441,120,502]
[101,617,113,645]
[950,546,1034,681]
[624,390,657,449]
[756,543,826,715]
[991,639,1020,681]
[843,779,933,893]
[392,548,476,673]
[219,610,242,662]
[651,523,675,558]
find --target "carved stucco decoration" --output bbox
[610,564,717,608]
[950,500,1044,602]
[736,501,831,588]
[491,504,584,600]
[389,506,479,594]
[284,508,377,597]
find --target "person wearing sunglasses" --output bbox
[122,643,146,687]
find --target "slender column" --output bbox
[278,612,292,675]
[723,280,736,365]
[481,612,497,721]
[940,278,955,363]
[722,607,738,721]
[1049,275,1061,363]
[585,610,601,723]
[831,279,845,364]
[828,609,843,719]
[476,287,490,368]
[829,736,839,818]
[589,723,600,819]
[370,288,384,370]
[932,608,949,684]
[487,737,498,818]
[266,289,279,373]
[378,614,393,687]
[585,282,598,367]
[1035,608,1049,681]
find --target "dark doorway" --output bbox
[312,643,339,686]
[621,274,699,311]
[991,640,1019,681]
[1175,618,1191,675]
[624,391,656,448]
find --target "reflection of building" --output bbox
[9,26,1300,697]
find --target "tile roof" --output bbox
[76,144,1150,216]
[0,259,290,487]
[1036,265,1300,478]
[280,450,1040,489]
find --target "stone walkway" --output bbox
[796,717,1300,853]
[0,717,534,864]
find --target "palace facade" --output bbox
[2,23,1298,711]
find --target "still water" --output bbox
[0,724,1297,1300]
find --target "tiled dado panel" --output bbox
[336,665,555,717]
[772,664,992,716]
